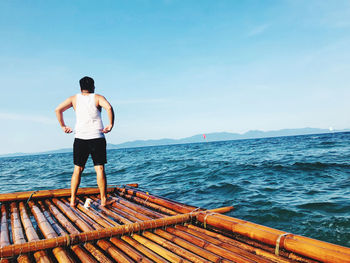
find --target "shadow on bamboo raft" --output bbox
[0,185,349,263]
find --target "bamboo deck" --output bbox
[0,185,349,263]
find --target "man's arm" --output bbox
[55,96,74,133]
[97,95,115,133]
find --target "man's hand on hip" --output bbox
[102,124,113,133]
[62,126,73,133]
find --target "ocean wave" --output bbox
[236,161,350,171]
[292,161,350,169]
[297,201,350,214]
[195,182,243,195]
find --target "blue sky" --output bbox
[1,0,350,154]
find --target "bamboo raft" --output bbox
[0,185,349,263]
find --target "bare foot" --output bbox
[70,199,77,207]
[101,196,114,207]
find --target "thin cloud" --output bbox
[247,24,270,37]
[0,112,56,125]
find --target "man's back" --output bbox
[75,93,104,140]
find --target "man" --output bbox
[55,76,114,207]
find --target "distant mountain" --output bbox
[108,127,345,149]
[0,128,347,158]
[0,148,72,158]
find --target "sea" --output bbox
[1,132,350,247]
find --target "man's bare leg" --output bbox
[71,165,84,207]
[95,164,107,206]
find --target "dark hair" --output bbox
[79,76,95,92]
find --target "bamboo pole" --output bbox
[214,212,350,258]
[165,226,256,263]
[18,202,52,263]
[96,194,232,262]
[121,235,169,263]
[51,199,92,232]
[0,205,10,263]
[175,224,273,263]
[0,188,103,203]
[108,198,153,221]
[109,206,142,223]
[56,197,149,263]
[96,239,134,263]
[73,199,114,228]
[0,211,195,257]
[132,234,191,263]
[92,196,214,262]
[43,200,80,235]
[42,200,112,263]
[0,205,10,248]
[186,224,293,263]
[27,201,77,263]
[76,197,119,227]
[109,237,154,263]
[115,188,234,215]
[117,188,350,263]
[208,223,313,262]
[115,187,197,214]
[37,201,68,236]
[107,194,237,263]
[57,199,136,262]
[154,228,231,263]
[195,212,350,263]
[115,192,178,216]
[106,195,240,263]
[88,197,132,225]
[10,202,32,263]
[60,199,99,230]
[72,197,175,262]
[110,196,164,219]
[142,231,209,263]
[82,243,114,263]
[0,184,138,202]
[30,200,99,262]
[89,196,144,222]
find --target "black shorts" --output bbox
[73,138,107,167]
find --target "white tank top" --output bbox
[74,94,104,139]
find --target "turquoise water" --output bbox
[1,132,350,247]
